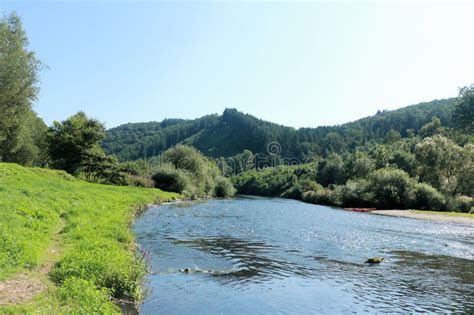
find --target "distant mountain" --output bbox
[103,98,455,161]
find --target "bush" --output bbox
[447,195,474,213]
[214,177,236,197]
[335,179,372,207]
[127,175,155,188]
[366,168,414,209]
[281,179,323,200]
[301,189,336,206]
[409,183,445,210]
[152,166,193,194]
[232,166,297,196]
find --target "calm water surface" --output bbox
[134,197,474,314]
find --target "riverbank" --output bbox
[371,210,474,224]
[0,163,179,313]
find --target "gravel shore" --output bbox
[371,210,474,224]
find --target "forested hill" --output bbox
[103,98,455,161]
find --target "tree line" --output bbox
[0,13,235,198]
[1,12,472,211]
[231,93,474,213]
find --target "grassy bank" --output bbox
[0,163,178,313]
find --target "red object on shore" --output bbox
[343,208,377,212]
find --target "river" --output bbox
[134,196,474,314]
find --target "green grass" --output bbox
[0,163,178,313]
[410,210,474,218]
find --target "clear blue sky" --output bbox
[1,1,473,129]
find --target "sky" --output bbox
[0,0,473,129]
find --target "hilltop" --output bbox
[103,98,455,161]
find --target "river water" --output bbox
[134,196,474,314]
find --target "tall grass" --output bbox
[0,163,178,313]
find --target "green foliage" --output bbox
[365,168,414,209]
[232,164,316,196]
[57,277,119,313]
[453,85,474,134]
[152,145,235,198]
[334,179,372,207]
[47,112,128,185]
[415,136,474,195]
[446,195,474,213]
[344,151,375,179]
[0,163,178,312]
[420,116,443,138]
[301,189,336,206]
[152,165,192,194]
[0,13,46,166]
[104,98,456,161]
[215,177,237,198]
[47,112,106,174]
[409,183,446,211]
[317,153,346,187]
[281,179,323,200]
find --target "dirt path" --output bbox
[371,210,474,224]
[0,219,65,305]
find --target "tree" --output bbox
[344,151,375,179]
[317,153,345,186]
[0,13,44,164]
[419,116,443,138]
[366,168,414,209]
[415,136,474,196]
[453,85,474,134]
[384,129,401,144]
[47,112,106,174]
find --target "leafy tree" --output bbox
[317,153,346,186]
[0,13,45,164]
[453,85,474,133]
[409,183,445,211]
[281,179,323,200]
[415,136,474,196]
[365,168,414,209]
[344,151,375,179]
[47,112,106,174]
[153,145,235,198]
[419,116,443,138]
[384,129,401,144]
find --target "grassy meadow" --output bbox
[0,163,178,313]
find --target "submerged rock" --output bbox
[365,257,385,264]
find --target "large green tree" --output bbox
[415,135,474,196]
[0,13,44,164]
[47,112,106,174]
[453,85,474,134]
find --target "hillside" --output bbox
[103,98,455,161]
[0,163,178,313]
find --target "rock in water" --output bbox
[365,257,385,264]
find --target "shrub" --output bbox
[281,179,323,200]
[155,145,235,198]
[335,179,372,207]
[152,166,193,195]
[301,189,336,206]
[214,177,236,197]
[366,168,414,209]
[409,183,445,210]
[447,195,474,213]
[127,175,155,188]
